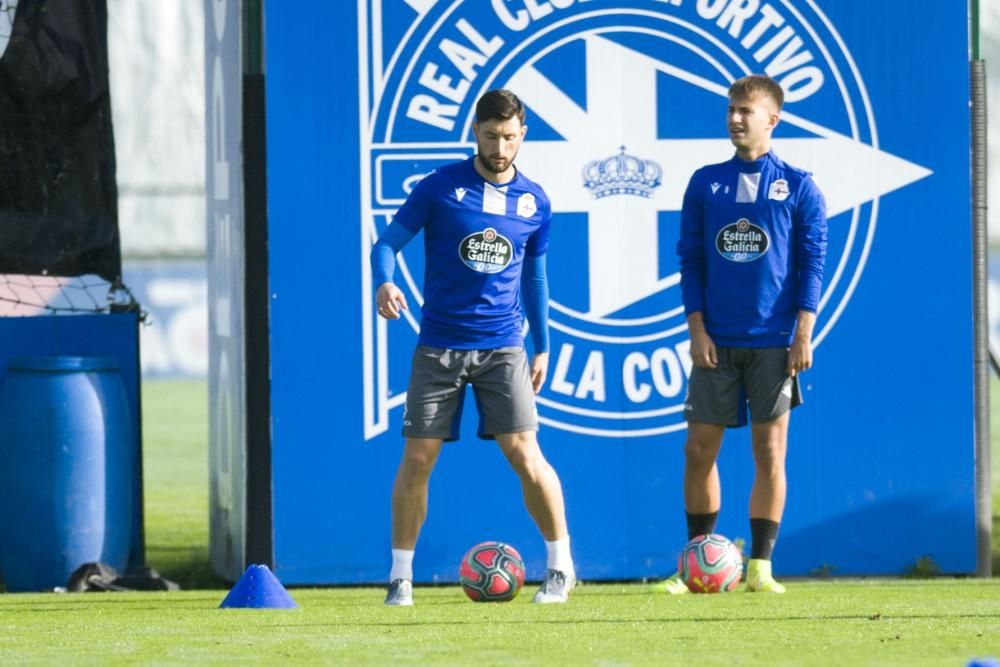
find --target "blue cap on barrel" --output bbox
[219,564,298,609]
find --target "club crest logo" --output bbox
[459,227,513,274]
[768,178,791,202]
[360,0,932,440]
[517,192,537,218]
[583,146,662,199]
[716,219,769,262]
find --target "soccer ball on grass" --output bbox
[678,533,743,593]
[459,541,526,602]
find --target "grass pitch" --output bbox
[140,379,221,590]
[0,378,996,665]
[993,374,1000,575]
[0,580,997,664]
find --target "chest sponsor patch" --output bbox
[715,218,770,262]
[459,227,513,273]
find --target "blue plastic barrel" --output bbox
[0,356,133,592]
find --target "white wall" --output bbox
[983,2,1000,244]
[108,1,206,258]
[108,2,207,376]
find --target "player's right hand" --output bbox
[690,329,718,369]
[686,312,717,368]
[376,283,408,320]
[529,352,549,394]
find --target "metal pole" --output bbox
[243,0,264,75]
[977,0,1000,380]
[971,57,991,577]
[241,0,273,568]
[972,0,981,60]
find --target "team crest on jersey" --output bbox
[716,219,769,262]
[517,193,537,218]
[459,227,513,274]
[360,0,933,440]
[768,179,791,202]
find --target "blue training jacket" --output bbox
[677,151,828,347]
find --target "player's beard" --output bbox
[476,147,518,174]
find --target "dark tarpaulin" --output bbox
[0,0,120,281]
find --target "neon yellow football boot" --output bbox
[651,572,689,595]
[745,558,786,593]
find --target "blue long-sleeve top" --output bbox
[677,151,828,347]
[371,158,551,353]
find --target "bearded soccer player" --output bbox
[660,74,828,594]
[371,89,575,606]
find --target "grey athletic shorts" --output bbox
[402,346,539,441]
[683,346,803,427]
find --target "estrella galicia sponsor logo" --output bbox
[361,0,933,440]
[459,227,512,274]
[716,219,769,262]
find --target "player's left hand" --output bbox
[530,352,548,393]
[376,282,408,320]
[786,335,813,377]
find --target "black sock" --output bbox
[750,518,780,560]
[685,511,719,540]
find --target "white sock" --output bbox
[545,537,574,577]
[389,548,414,582]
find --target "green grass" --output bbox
[140,380,223,590]
[993,375,1000,575]
[993,376,1000,494]
[0,378,997,664]
[0,581,997,664]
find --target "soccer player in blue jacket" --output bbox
[664,75,828,594]
[371,90,575,606]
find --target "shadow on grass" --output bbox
[145,545,227,591]
[994,513,1000,577]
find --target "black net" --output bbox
[0,274,139,316]
[0,0,121,282]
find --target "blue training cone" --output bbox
[219,564,298,609]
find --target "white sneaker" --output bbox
[532,569,575,604]
[384,578,413,606]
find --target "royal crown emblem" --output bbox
[582,146,663,199]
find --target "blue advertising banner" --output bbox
[265,0,972,583]
[123,262,207,379]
